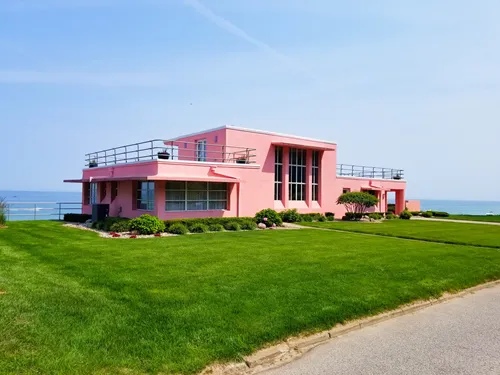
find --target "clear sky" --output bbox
[0,0,499,200]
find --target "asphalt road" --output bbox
[263,284,500,375]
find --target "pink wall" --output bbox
[405,200,421,212]
[77,126,409,220]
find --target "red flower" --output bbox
[112,233,121,238]
[154,233,161,237]
[130,235,137,239]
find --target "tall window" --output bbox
[274,146,283,200]
[312,151,320,201]
[289,148,306,201]
[196,140,207,162]
[136,181,155,210]
[111,181,118,202]
[88,183,98,205]
[165,181,228,211]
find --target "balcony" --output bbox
[85,139,257,168]
[337,164,404,180]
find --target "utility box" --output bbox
[92,204,109,222]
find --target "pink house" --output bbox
[65,126,410,219]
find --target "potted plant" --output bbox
[236,156,247,164]
[158,149,170,160]
[89,160,98,168]
[393,174,402,180]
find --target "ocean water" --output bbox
[1,191,499,220]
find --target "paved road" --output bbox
[263,285,500,375]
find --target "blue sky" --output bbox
[0,0,499,200]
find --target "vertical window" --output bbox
[165,181,227,211]
[136,181,155,210]
[99,182,107,202]
[88,183,98,205]
[312,150,320,201]
[289,148,306,201]
[274,146,283,200]
[196,140,207,162]
[343,188,351,194]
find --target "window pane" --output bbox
[209,191,226,200]
[166,201,185,211]
[208,182,226,191]
[209,201,227,210]
[166,190,185,200]
[166,181,185,190]
[187,181,207,190]
[187,201,207,211]
[187,190,207,200]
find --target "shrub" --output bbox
[225,221,241,231]
[337,192,379,216]
[254,209,282,227]
[301,214,313,222]
[63,213,91,223]
[168,223,188,235]
[279,209,302,223]
[368,212,384,220]
[240,220,257,230]
[129,215,166,235]
[422,211,433,218]
[325,212,334,218]
[0,197,7,226]
[342,212,364,221]
[189,223,208,233]
[432,211,450,217]
[164,217,255,232]
[399,210,412,220]
[385,213,398,220]
[318,215,327,222]
[208,223,224,232]
[110,220,130,233]
[387,204,396,212]
[410,211,422,217]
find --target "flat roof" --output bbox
[170,125,337,145]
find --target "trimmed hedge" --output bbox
[410,211,422,216]
[163,217,254,232]
[342,212,363,221]
[240,220,257,230]
[110,220,131,233]
[422,211,433,218]
[208,223,224,232]
[399,210,412,220]
[385,213,398,220]
[63,213,91,223]
[300,213,323,221]
[431,211,450,217]
[189,223,208,233]
[368,212,384,220]
[279,209,302,223]
[92,217,130,232]
[225,222,241,231]
[168,223,188,235]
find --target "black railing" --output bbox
[337,164,404,180]
[4,202,82,221]
[85,139,257,168]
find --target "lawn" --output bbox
[301,220,500,248]
[2,221,500,374]
[445,215,500,223]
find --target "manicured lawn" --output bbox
[301,220,500,248]
[445,214,500,223]
[2,221,500,374]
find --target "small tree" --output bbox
[0,197,7,226]
[337,192,379,217]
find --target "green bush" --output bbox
[0,197,7,226]
[368,213,384,220]
[342,212,363,221]
[240,220,257,230]
[326,215,335,221]
[168,223,188,235]
[189,223,208,233]
[337,192,379,216]
[163,217,254,232]
[208,223,225,232]
[399,210,412,220]
[225,222,241,231]
[279,209,302,223]
[255,209,282,227]
[410,211,422,217]
[385,213,398,220]
[422,211,433,218]
[63,213,91,223]
[318,215,327,222]
[432,211,450,217]
[129,215,166,235]
[110,220,130,233]
[301,214,313,222]
[325,212,335,218]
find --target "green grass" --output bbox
[444,214,500,223]
[301,220,500,248]
[2,221,500,374]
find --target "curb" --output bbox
[199,279,500,375]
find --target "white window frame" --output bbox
[136,181,155,211]
[196,139,207,162]
[165,181,228,211]
[274,146,283,201]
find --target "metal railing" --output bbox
[85,139,257,168]
[337,164,404,180]
[4,202,82,221]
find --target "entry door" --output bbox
[196,140,207,161]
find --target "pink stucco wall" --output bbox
[76,126,411,220]
[405,200,421,212]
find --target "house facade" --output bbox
[65,126,415,219]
